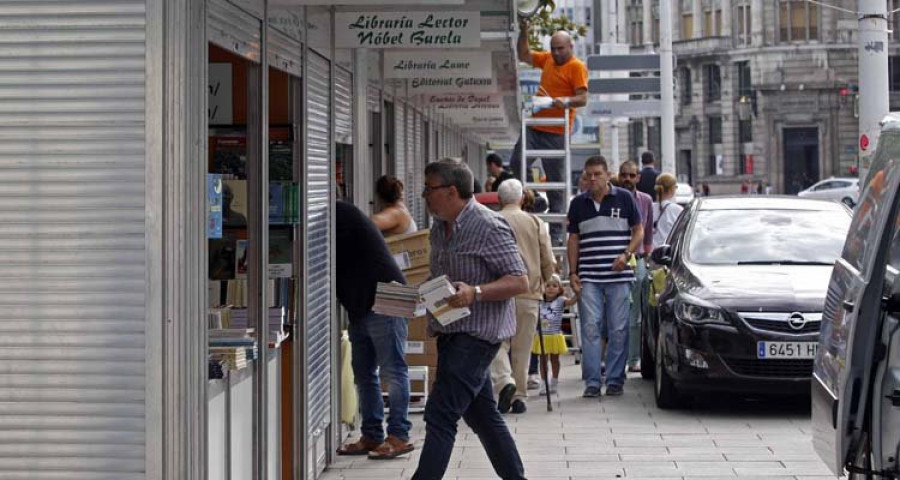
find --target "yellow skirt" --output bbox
[532,333,568,355]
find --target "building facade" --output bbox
[622,0,885,194]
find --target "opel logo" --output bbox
[788,312,807,331]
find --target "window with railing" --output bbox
[709,116,723,144]
[705,64,721,102]
[779,0,819,42]
[705,9,722,36]
[680,67,693,105]
[735,4,751,45]
[683,14,694,39]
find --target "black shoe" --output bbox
[498,383,516,413]
[510,399,527,414]
[605,384,624,396]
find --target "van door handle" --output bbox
[843,300,855,313]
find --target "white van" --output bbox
[812,113,900,478]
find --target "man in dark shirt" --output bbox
[335,201,413,460]
[486,153,515,193]
[635,151,660,199]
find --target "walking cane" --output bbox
[536,318,553,412]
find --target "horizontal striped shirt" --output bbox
[567,188,641,284]
[539,296,566,334]
[428,200,527,343]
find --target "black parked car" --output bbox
[642,196,852,408]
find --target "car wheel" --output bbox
[842,197,856,208]
[654,330,683,409]
[640,316,655,380]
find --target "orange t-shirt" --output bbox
[531,51,588,135]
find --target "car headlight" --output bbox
[674,295,727,325]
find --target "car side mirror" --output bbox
[651,245,673,267]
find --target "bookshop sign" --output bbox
[384,50,491,79]
[335,11,480,48]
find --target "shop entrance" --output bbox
[782,127,820,194]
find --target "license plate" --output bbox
[757,341,818,359]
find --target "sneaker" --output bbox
[549,379,558,394]
[526,375,541,390]
[582,386,601,398]
[538,378,550,395]
[510,399,527,414]
[605,384,624,396]
[498,383,516,414]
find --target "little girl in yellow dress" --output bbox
[533,274,579,394]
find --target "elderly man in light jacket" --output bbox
[490,179,556,414]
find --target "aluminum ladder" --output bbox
[519,108,582,363]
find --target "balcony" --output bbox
[673,36,733,58]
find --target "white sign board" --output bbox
[209,63,233,125]
[384,50,491,79]
[409,72,496,94]
[335,11,480,49]
[587,100,662,118]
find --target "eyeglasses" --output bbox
[422,184,452,197]
[620,173,638,178]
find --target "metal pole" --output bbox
[857,0,889,182]
[611,124,620,170]
[660,0,677,175]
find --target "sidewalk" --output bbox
[322,356,838,479]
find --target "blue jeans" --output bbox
[579,282,632,388]
[412,334,525,480]
[628,258,648,366]
[348,312,411,443]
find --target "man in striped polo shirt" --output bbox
[567,156,644,398]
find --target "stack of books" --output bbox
[209,328,255,371]
[419,276,470,326]
[373,282,420,318]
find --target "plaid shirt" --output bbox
[428,200,527,343]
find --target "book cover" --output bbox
[212,136,247,178]
[269,141,293,181]
[235,239,249,278]
[207,174,223,239]
[222,179,247,228]
[269,182,285,222]
[209,233,237,280]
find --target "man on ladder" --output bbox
[513,17,590,367]
[511,17,589,228]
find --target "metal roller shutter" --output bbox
[366,85,380,113]
[404,107,416,226]
[304,50,333,438]
[394,101,406,181]
[334,66,352,145]
[208,0,261,62]
[0,0,147,477]
[267,27,302,77]
[412,110,424,224]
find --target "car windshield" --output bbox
[686,209,852,265]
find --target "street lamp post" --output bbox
[857,0,889,182]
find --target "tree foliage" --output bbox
[524,1,590,52]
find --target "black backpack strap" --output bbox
[653,202,671,230]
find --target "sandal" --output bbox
[367,435,414,460]
[336,437,381,456]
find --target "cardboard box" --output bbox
[407,316,430,341]
[404,265,431,286]
[386,230,431,270]
[406,339,438,367]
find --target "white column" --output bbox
[618,0,629,43]
[661,0,677,175]
[751,0,763,45]
[721,0,732,37]
[643,0,654,46]
[858,0,889,180]
[601,0,611,44]
[693,0,703,38]
[352,50,372,214]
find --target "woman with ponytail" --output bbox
[652,173,684,247]
[371,175,417,237]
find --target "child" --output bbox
[533,274,579,394]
